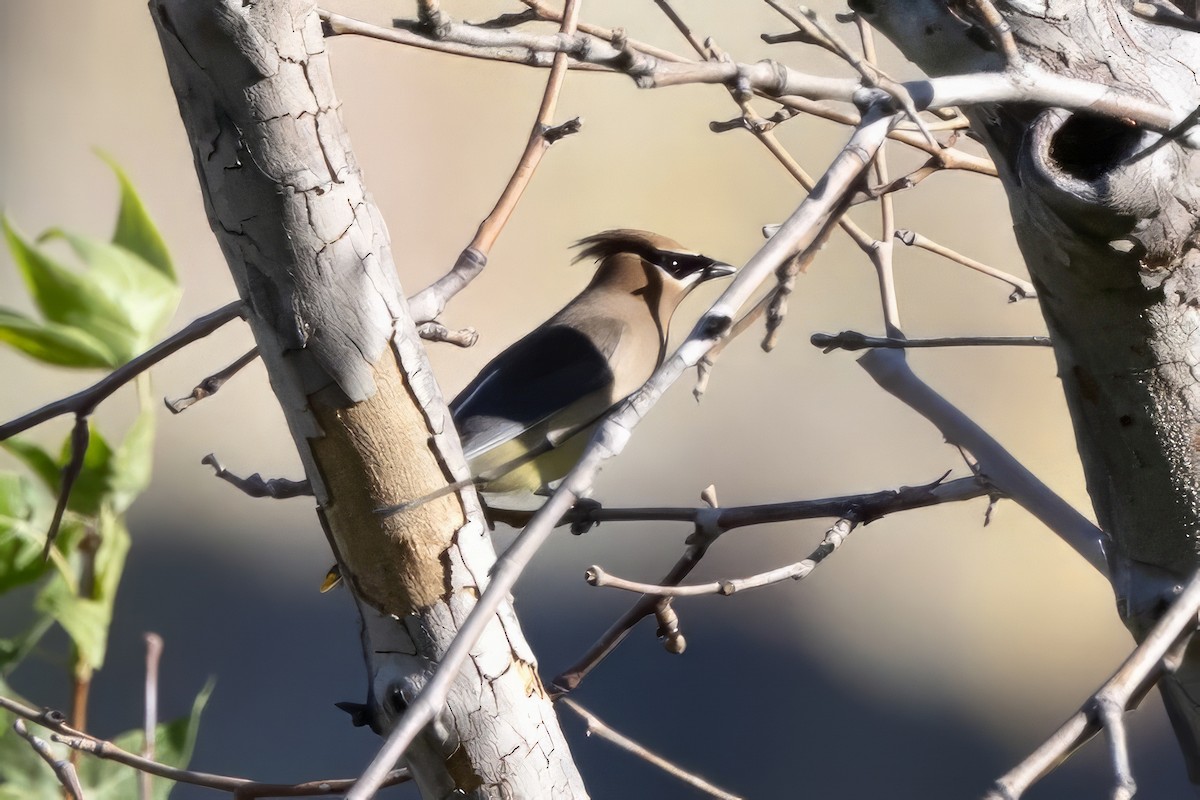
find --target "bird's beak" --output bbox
[700,261,736,282]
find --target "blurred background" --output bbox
[0,1,1187,797]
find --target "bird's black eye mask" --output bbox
[642,249,723,281]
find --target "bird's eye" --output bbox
[671,260,679,267]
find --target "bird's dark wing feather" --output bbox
[450,320,624,462]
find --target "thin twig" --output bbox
[320,10,1183,132]
[13,719,86,800]
[696,33,876,255]
[405,0,584,323]
[1,301,246,439]
[962,0,1022,65]
[567,475,989,528]
[321,10,611,69]
[856,16,902,335]
[896,229,1036,300]
[345,106,902,800]
[44,416,90,557]
[811,331,1051,351]
[0,691,411,799]
[469,8,538,29]
[552,474,990,692]
[764,94,998,176]
[790,6,938,147]
[1098,696,1136,800]
[141,633,164,800]
[202,454,313,499]
[515,0,691,63]
[648,0,871,358]
[763,204,852,350]
[588,516,856,597]
[415,0,450,38]
[555,544,712,694]
[694,287,776,399]
[57,732,412,799]
[68,522,99,755]
[560,698,744,800]
[858,349,1110,574]
[759,0,840,54]
[415,322,478,348]
[861,162,941,199]
[985,568,1200,799]
[166,347,260,414]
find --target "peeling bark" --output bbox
[149,0,586,796]
[862,0,1200,781]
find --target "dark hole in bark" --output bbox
[965,25,996,51]
[1048,113,1142,182]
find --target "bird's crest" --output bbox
[571,229,690,265]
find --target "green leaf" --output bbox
[35,576,108,671]
[90,509,130,625]
[108,407,156,514]
[97,152,176,281]
[2,217,138,361]
[0,308,117,368]
[0,473,53,594]
[76,679,215,800]
[0,473,33,522]
[35,509,129,671]
[40,229,180,355]
[0,615,54,676]
[0,439,59,494]
[7,415,156,516]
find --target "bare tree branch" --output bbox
[587,516,856,597]
[553,473,990,693]
[406,0,584,323]
[166,347,260,414]
[895,229,1036,301]
[0,301,246,440]
[13,719,85,800]
[318,11,1184,131]
[560,698,744,800]
[346,104,901,800]
[43,416,90,556]
[201,454,313,500]
[140,633,163,800]
[812,331,1051,351]
[0,693,410,798]
[985,568,1200,799]
[858,348,1110,574]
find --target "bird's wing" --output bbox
[450,319,626,473]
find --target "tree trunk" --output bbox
[863,0,1200,780]
[149,0,587,795]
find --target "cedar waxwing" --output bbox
[321,230,733,591]
[450,229,735,509]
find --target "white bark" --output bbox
[149,1,587,796]
[863,0,1200,781]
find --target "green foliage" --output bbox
[0,157,204,797]
[0,677,213,800]
[0,309,116,368]
[0,155,179,370]
[76,679,214,800]
[99,151,175,281]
